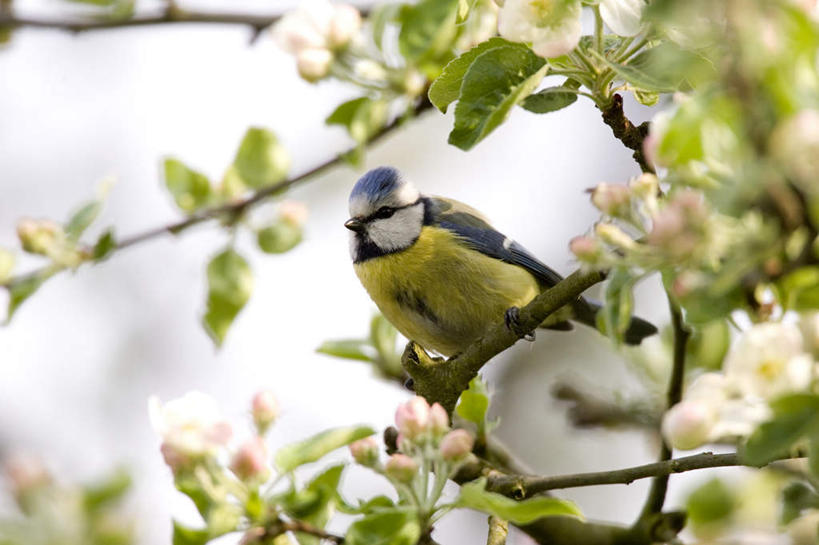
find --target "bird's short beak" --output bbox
[344,218,365,232]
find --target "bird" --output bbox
[344,166,657,358]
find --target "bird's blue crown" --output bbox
[350,166,403,203]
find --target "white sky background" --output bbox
[0,2,750,543]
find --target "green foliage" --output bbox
[202,248,253,347]
[521,80,580,114]
[326,98,388,166]
[65,201,102,242]
[457,478,582,523]
[685,478,736,532]
[317,314,403,380]
[256,221,302,254]
[164,158,212,212]
[83,470,131,513]
[232,127,290,189]
[779,267,819,311]
[92,229,116,261]
[281,465,345,545]
[275,425,375,473]
[428,38,520,113]
[743,393,819,469]
[782,482,819,524]
[449,45,548,150]
[344,509,421,545]
[172,522,210,545]
[598,267,635,344]
[455,375,497,443]
[397,0,458,65]
[6,272,50,322]
[685,320,731,370]
[628,42,715,92]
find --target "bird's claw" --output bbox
[505,306,535,342]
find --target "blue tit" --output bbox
[345,166,657,357]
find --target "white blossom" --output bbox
[497,0,582,58]
[297,48,334,82]
[600,0,645,37]
[148,391,233,459]
[271,1,361,54]
[662,399,716,450]
[723,322,813,399]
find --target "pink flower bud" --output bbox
[590,183,631,216]
[296,48,333,82]
[251,391,280,434]
[569,236,601,262]
[160,443,191,474]
[661,400,715,450]
[439,429,474,461]
[327,5,361,48]
[429,403,449,436]
[16,218,62,255]
[230,437,270,481]
[385,453,418,483]
[349,436,380,467]
[4,454,50,497]
[395,396,431,440]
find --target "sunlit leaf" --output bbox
[456,376,490,429]
[93,229,116,261]
[398,0,458,62]
[256,220,302,254]
[232,127,290,188]
[521,81,580,114]
[202,248,253,347]
[345,509,421,545]
[275,426,375,473]
[163,158,212,212]
[316,339,376,362]
[65,201,102,241]
[172,521,210,545]
[742,393,819,466]
[685,478,735,531]
[458,478,582,523]
[449,45,548,150]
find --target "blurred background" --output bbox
[0,1,739,542]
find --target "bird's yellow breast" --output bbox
[353,226,540,356]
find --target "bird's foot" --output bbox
[505,307,536,342]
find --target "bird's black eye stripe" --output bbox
[372,206,397,219]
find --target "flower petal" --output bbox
[600,0,645,37]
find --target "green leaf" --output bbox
[599,267,635,344]
[457,478,582,523]
[779,266,819,310]
[93,229,116,261]
[369,4,400,51]
[398,0,458,62]
[326,98,389,166]
[742,393,819,466]
[345,509,421,545]
[202,248,253,347]
[449,45,548,150]
[283,465,345,543]
[65,201,102,241]
[83,470,131,513]
[316,339,376,362]
[520,82,579,114]
[163,158,212,212]
[628,42,715,92]
[686,320,731,370]
[6,272,50,322]
[428,37,521,113]
[782,482,819,524]
[456,376,490,429]
[369,314,397,362]
[172,521,210,545]
[685,478,735,530]
[256,221,302,254]
[596,55,678,93]
[275,425,375,473]
[232,127,290,188]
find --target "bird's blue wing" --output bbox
[428,197,564,287]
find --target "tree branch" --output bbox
[486,516,508,545]
[2,99,433,293]
[401,269,607,413]
[486,451,783,499]
[637,297,689,520]
[552,382,662,430]
[599,94,654,174]
[0,5,368,36]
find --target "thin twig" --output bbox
[486,451,792,499]
[487,516,509,545]
[637,297,690,518]
[2,99,433,291]
[599,93,654,174]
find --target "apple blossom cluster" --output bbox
[662,319,819,450]
[349,396,475,512]
[497,0,645,58]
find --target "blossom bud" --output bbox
[629,173,659,200]
[439,429,474,461]
[590,183,631,216]
[296,48,333,82]
[160,443,191,474]
[661,400,715,450]
[594,223,637,250]
[403,69,426,97]
[569,236,601,262]
[251,391,280,434]
[353,59,388,82]
[4,455,50,499]
[230,437,270,481]
[385,453,418,483]
[349,436,380,467]
[0,249,15,284]
[395,396,431,440]
[16,218,63,255]
[327,5,362,48]
[428,403,449,436]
